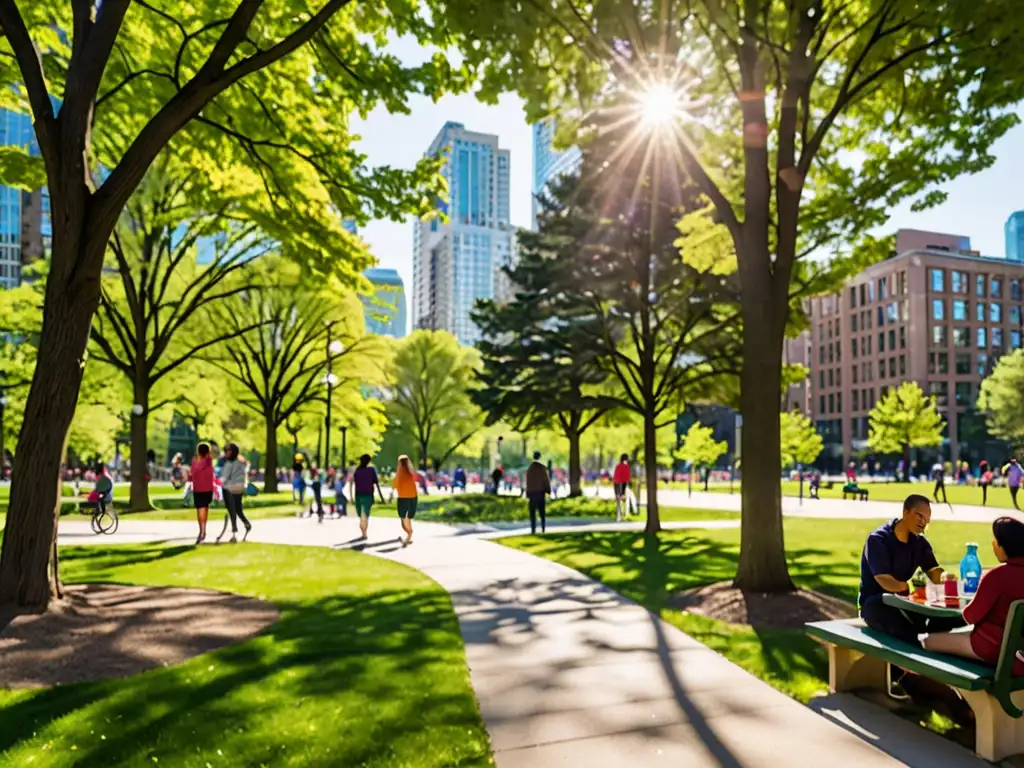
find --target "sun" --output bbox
[637,82,681,128]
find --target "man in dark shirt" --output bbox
[859,493,966,644]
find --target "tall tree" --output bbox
[445,0,1024,589]
[780,410,824,468]
[91,157,269,510]
[473,189,618,496]
[978,350,1024,448]
[0,2,457,610]
[868,382,944,469]
[386,330,483,469]
[676,423,727,491]
[210,259,383,493]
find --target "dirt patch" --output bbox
[0,584,278,688]
[668,581,856,630]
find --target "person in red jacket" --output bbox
[613,454,632,522]
[923,516,1024,674]
[190,443,214,545]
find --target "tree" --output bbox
[868,383,944,471]
[473,192,618,496]
[675,423,727,491]
[780,410,823,468]
[91,157,271,510]
[385,331,483,469]
[210,259,384,493]
[978,350,1024,448]
[1,2,458,610]
[445,0,1024,590]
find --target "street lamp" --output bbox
[324,330,344,468]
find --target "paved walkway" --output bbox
[56,514,994,766]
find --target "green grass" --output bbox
[0,543,491,767]
[417,493,740,524]
[500,516,997,705]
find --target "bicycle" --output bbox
[85,475,119,535]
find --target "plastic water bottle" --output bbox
[960,543,982,597]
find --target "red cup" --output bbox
[944,578,959,608]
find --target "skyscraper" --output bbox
[362,267,407,338]
[1006,212,1024,262]
[412,121,515,346]
[531,118,581,227]
[0,109,42,288]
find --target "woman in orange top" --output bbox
[394,455,418,547]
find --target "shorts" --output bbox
[193,491,213,509]
[355,493,374,516]
[614,483,627,498]
[397,497,418,519]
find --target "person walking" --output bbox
[190,443,214,545]
[351,454,385,540]
[979,460,993,506]
[332,467,348,517]
[525,451,551,535]
[931,460,947,504]
[219,443,252,543]
[613,454,632,522]
[394,455,419,546]
[170,453,185,490]
[490,465,504,495]
[1006,457,1024,510]
[310,464,325,522]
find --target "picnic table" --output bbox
[882,591,968,619]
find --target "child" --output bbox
[923,517,1024,674]
[333,468,348,517]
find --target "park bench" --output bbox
[842,483,869,501]
[806,601,1024,762]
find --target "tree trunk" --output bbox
[903,443,911,482]
[128,376,152,512]
[0,243,101,610]
[567,427,582,497]
[643,411,660,535]
[734,294,795,592]
[704,469,710,492]
[264,416,279,493]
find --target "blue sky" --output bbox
[352,39,1024,304]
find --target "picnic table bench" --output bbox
[806,599,1024,762]
[841,483,869,501]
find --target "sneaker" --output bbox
[229,536,238,544]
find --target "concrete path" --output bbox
[55,514,992,767]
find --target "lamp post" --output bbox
[340,425,348,474]
[324,331,343,468]
[0,394,6,478]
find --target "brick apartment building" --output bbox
[806,227,1024,470]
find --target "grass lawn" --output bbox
[500,516,997,706]
[416,493,739,524]
[0,543,491,767]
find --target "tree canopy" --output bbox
[977,350,1024,448]
[868,383,944,465]
[780,410,823,468]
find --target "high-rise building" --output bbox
[412,121,514,346]
[0,109,44,288]
[1005,212,1024,262]
[807,228,1024,469]
[531,118,581,227]
[362,267,407,338]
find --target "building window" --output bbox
[849,286,856,308]
[836,340,841,362]
[864,335,871,354]
[852,338,858,358]
[852,390,859,411]
[878,331,885,352]
[977,301,987,322]
[879,276,888,300]
[1014,330,1022,350]
[932,299,944,320]
[953,327,969,348]
[886,302,898,323]
[955,382,972,406]
[977,327,987,348]
[899,355,906,376]
[880,385,888,398]
[828,369,834,387]
[819,371,825,388]
[977,353,989,377]
[991,302,1003,323]
[897,270,907,296]
[952,270,968,294]
[1011,305,1020,326]
[1013,279,1022,302]
[878,359,885,379]
[877,306,884,326]
[952,299,968,321]
[956,353,971,375]
[930,381,949,408]
[992,277,1004,298]
[819,395,825,414]
[837,367,842,386]
[930,268,944,292]
[829,394,835,414]
[932,325,947,346]
[852,365,858,384]
[930,352,949,375]
[867,282,875,302]
[899,326,906,349]
[993,327,1004,350]
[859,284,866,305]
[977,274,987,297]
[819,347,825,364]
[888,357,896,377]
[828,344,834,362]
[888,329,896,351]
[837,393,842,413]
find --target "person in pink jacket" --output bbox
[190,443,214,545]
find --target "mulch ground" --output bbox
[668,581,856,630]
[0,583,278,688]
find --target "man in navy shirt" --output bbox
[859,494,966,644]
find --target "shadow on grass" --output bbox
[0,545,490,767]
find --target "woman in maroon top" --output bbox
[190,443,215,545]
[924,517,1024,674]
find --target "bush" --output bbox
[420,493,612,523]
